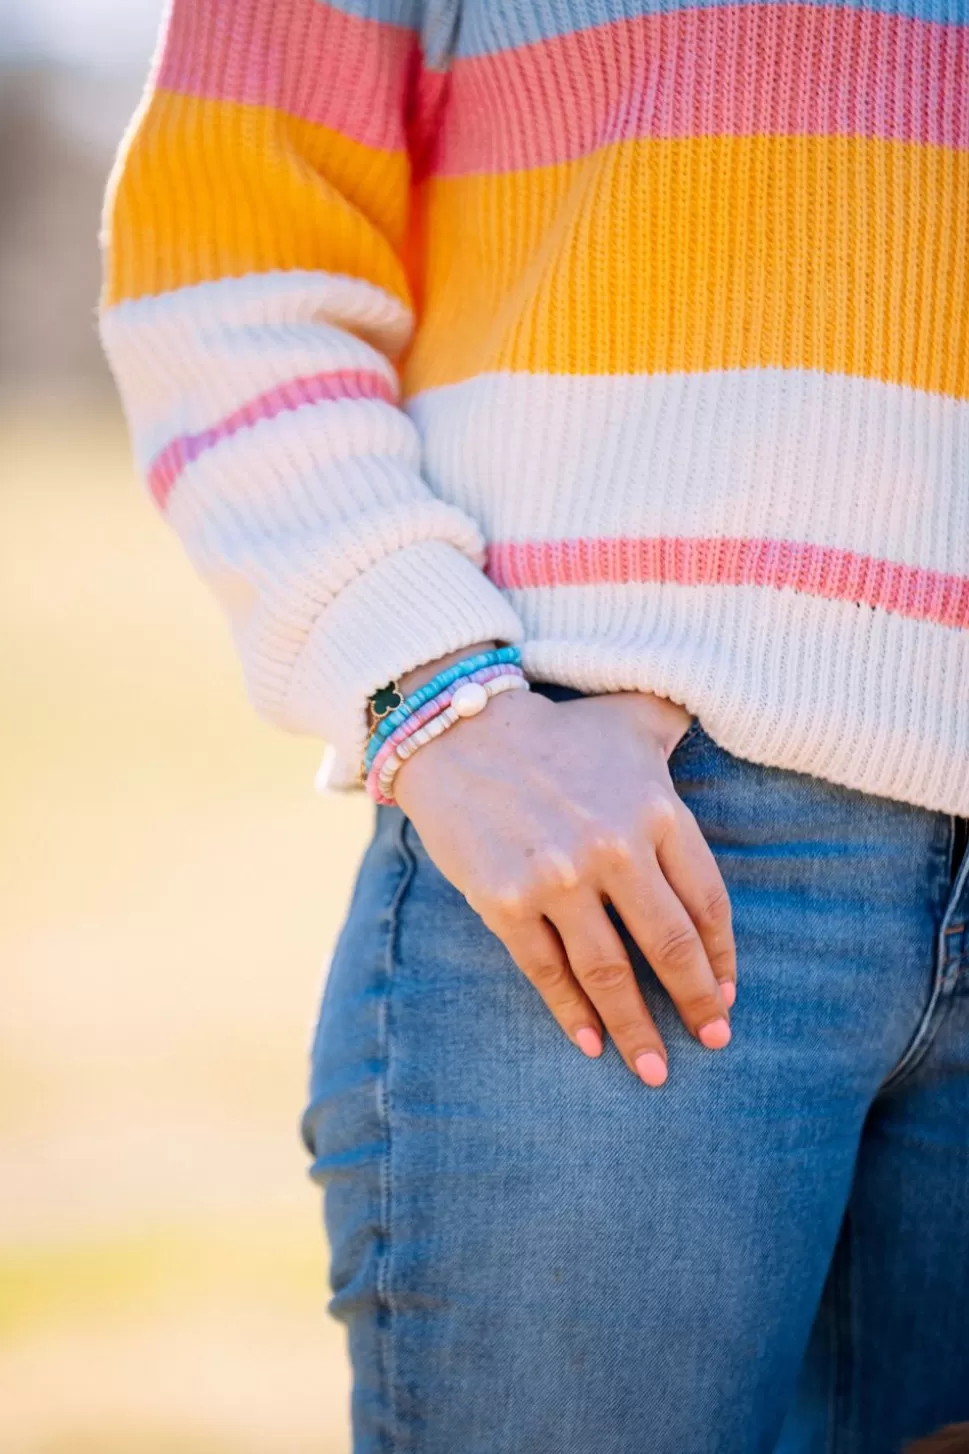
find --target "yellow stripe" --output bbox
[104,92,412,306]
[406,135,969,399]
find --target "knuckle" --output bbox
[696,884,732,930]
[680,991,724,1023]
[605,1015,650,1044]
[527,958,570,991]
[583,830,633,870]
[483,883,531,923]
[638,786,678,837]
[579,957,631,993]
[546,989,585,1020]
[530,849,580,896]
[655,921,700,970]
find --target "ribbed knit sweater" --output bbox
[101,0,969,811]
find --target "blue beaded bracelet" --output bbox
[363,645,522,773]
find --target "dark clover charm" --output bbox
[371,682,403,719]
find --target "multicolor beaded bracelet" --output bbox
[363,645,522,774]
[365,663,524,789]
[367,672,529,805]
[390,674,528,774]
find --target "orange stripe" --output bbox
[105,94,411,305]
[407,134,969,397]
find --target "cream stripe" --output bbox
[102,270,411,463]
[409,370,969,577]
[515,581,969,815]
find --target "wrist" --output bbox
[364,643,522,803]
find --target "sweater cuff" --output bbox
[285,539,525,789]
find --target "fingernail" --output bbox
[635,1052,668,1087]
[576,1026,603,1058]
[720,981,737,1010]
[698,1018,732,1050]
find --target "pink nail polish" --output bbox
[635,1052,668,1087]
[576,1026,603,1058]
[698,1018,732,1050]
[720,981,737,1010]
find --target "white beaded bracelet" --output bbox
[376,672,529,800]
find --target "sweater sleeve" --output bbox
[99,0,523,782]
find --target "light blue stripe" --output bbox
[311,2,458,69]
[311,0,421,29]
[457,0,968,57]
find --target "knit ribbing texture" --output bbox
[100,0,969,809]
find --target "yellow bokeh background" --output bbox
[0,407,367,1451]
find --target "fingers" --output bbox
[549,894,669,1086]
[471,780,736,1086]
[655,802,736,1005]
[499,916,604,1059]
[604,832,732,1050]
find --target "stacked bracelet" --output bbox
[366,663,519,783]
[364,644,522,774]
[362,646,528,804]
[369,673,527,804]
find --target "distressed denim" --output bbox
[302,703,969,1454]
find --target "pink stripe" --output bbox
[438,6,968,174]
[147,368,395,508]
[486,537,969,629]
[158,0,416,152]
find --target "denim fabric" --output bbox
[302,709,969,1454]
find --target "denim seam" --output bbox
[375,811,417,1454]
[877,815,968,1094]
[824,1270,839,1454]
[877,973,952,1094]
[827,1210,856,1454]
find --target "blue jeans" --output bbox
[302,701,969,1454]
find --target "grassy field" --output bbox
[0,405,371,1452]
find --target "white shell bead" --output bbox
[451,681,489,718]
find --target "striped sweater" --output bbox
[101,0,969,811]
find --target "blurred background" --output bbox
[0,2,367,1447]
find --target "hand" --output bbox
[393,664,736,1087]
